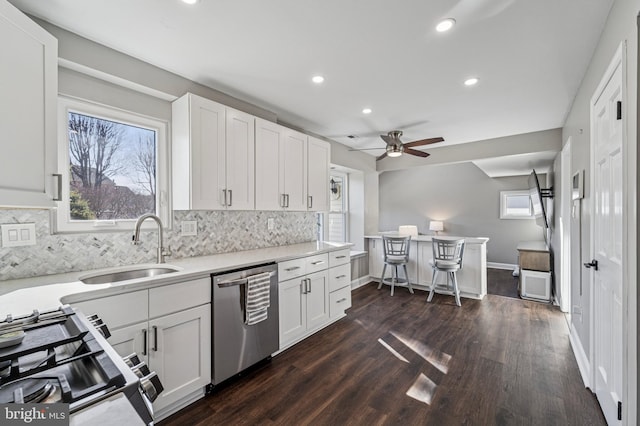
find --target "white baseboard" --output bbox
[487,262,517,270]
[351,276,372,290]
[569,323,591,389]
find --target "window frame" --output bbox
[327,171,349,242]
[499,190,533,220]
[55,96,170,233]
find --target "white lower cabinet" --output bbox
[278,269,329,348]
[328,249,351,318]
[71,278,211,421]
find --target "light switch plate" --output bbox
[267,217,275,231]
[181,220,198,237]
[1,223,36,247]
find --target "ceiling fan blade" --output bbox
[376,152,388,161]
[404,148,430,158]
[403,137,444,148]
[348,147,386,151]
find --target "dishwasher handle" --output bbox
[217,271,276,288]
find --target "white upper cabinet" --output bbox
[307,137,330,212]
[0,1,58,208]
[281,128,308,211]
[172,93,255,210]
[255,118,283,210]
[225,107,255,210]
[255,118,310,211]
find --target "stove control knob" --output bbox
[122,353,142,368]
[131,361,151,378]
[86,314,112,339]
[140,372,164,403]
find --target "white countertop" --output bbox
[0,241,352,315]
[365,233,489,244]
[516,240,548,252]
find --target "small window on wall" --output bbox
[328,173,348,242]
[56,97,169,232]
[500,190,533,219]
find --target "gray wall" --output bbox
[379,162,544,265]
[558,0,638,416]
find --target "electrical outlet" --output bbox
[267,217,275,231]
[1,223,36,247]
[181,220,198,237]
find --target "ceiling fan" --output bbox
[351,130,444,161]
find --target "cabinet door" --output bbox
[281,129,308,211]
[307,137,330,212]
[305,270,330,331]
[0,2,57,208]
[108,322,149,365]
[172,94,225,210]
[225,108,255,210]
[368,239,384,279]
[149,304,211,413]
[456,244,486,297]
[255,118,283,210]
[417,241,434,286]
[278,278,306,346]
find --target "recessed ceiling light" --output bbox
[362,108,372,114]
[464,77,479,86]
[181,0,199,4]
[436,18,456,32]
[312,75,325,84]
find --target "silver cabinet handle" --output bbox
[228,189,232,206]
[311,260,325,265]
[53,173,62,201]
[306,278,311,293]
[285,266,301,272]
[335,255,347,259]
[336,275,347,279]
[337,298,347,303]
[307,195,313,209]
[152,326,158,352]
[281,194,286,208]
[222,189,228,207]
[286,194,290,208]
[142,328,147,356]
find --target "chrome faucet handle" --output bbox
[131,235,142,246]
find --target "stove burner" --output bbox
[0,378,57,404]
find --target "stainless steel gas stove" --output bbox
[0,305,163,425]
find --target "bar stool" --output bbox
[378,235,413,296]
[427,238,465,306]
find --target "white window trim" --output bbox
[54,96,171,233]
[499,190,533,220]
[328,171,349,242]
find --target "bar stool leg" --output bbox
[403,264,414,294]
[390,265,396,296]
[378,264,387,290]
[427,269,437,302]
[452,272,461,307]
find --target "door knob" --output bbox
[584,259,598,271]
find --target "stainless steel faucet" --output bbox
[132,214,171,263]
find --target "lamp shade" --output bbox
[429,221,444,232]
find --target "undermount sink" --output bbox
[80,265,180,285]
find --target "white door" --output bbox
[591,54,623,425]
[305,270,330,330]
[255,118,283,210]
[225,108,255,210]
[149,304,211,414]
[307,137,330,211]
[278,278,306,345]
[281,129,308,211]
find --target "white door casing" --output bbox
[590,45,624,426]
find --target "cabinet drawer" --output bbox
[149,277,211,318]
[329,249,350,268]
[330,286,351,317]
[278,257,307,281]
[72,290,148,329]
[305,253,329,274]
[329,263,351,292]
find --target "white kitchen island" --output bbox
[366,234,489,300]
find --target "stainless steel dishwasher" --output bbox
[211,262,279,385]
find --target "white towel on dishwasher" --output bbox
[245,272,271,325]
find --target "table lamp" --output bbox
[429,221,444,235]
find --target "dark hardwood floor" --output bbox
[161,272,605,425]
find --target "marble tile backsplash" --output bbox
[0,209,317,281]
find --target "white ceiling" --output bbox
[10,0,613,158]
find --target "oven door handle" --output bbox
[217,271,276,287]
